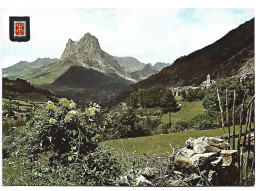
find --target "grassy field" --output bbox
[161,101,206,124]
[104,125,246,157]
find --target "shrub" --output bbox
[105,104,162,139]
[153,123,170,135]
[174,120,192,132]
[135,107,163,116]
[190,113,218,130]
[3,98,121,186]
[2,117,27,135]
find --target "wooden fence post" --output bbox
[217,88,225,137]
[245,99,254,185]
[226,88,230,146]
[237,92,247,185]
[241,96,254,185]
[232,90,236,149]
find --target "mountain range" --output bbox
[113,18,255,104]
[2,18,254,105]
[3,58,58,74]
[3,33,169,103]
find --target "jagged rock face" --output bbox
[60,33,130,79]
[60,39,80,60]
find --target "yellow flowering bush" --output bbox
[59,98,70,107]
[16,98,121,186]
[46,101,57,111]
[85,103,101,117]
[68,100,76,109]
[85,107,96,117]
[49,118,56,124]
[64,110,79,122]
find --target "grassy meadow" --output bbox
[104,124,246,157]
[161,100,206,124]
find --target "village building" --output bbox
[200,74,216,88]
[170,74,215,96]
[169,87,182,96]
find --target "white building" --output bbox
[170,74,215,96]
[200,74,215,88]
[169,87,182,96]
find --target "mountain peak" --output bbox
[60,32,101,60]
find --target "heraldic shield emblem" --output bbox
[9,16,30,42]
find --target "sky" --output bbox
[1,8,254,68]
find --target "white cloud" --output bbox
[1,8,254,68]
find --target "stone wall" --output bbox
[171,136,239,186]
[118,136,240,186]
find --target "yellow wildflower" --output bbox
[49,118,56,124]
[94,103,100,112]
[59,98,70,107]
[65,110,78,121]
[52,105,57,111]
[85,107,96,117]
[68,100,76,109]
[46,101,55,110]
[68,110,78,115]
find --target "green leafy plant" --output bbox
[3,98,121,186]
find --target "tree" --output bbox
[160,90,179,126]
[202,78,254,124]
[126,85,179,126]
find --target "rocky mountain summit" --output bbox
[60,32,130,79]
[2,32,165,103]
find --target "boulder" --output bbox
[205,145,221,154]
[118,175,130,186]
[176,147,196,158]
[210,156,223,169]
[173,156,196,173]
[186,137,195,148]
[140,167,157,179]
[170,180,181,186]
[187,137,211,154]
[209,137,229,149]
[183,173,200,185]
[173,170,184,177]
[136,175,153,186]
[195,137,210,146]
[190,152,217,167]
[193,144,207,154]
[220,150,238,166]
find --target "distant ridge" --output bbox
[114,56,145,73]
[113,18,255,104]
[3,58,58,73]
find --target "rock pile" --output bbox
[171,136,239,186]
[118,136,240,186]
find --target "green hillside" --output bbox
[161,101,206,124]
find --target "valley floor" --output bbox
[104,124,246,157]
